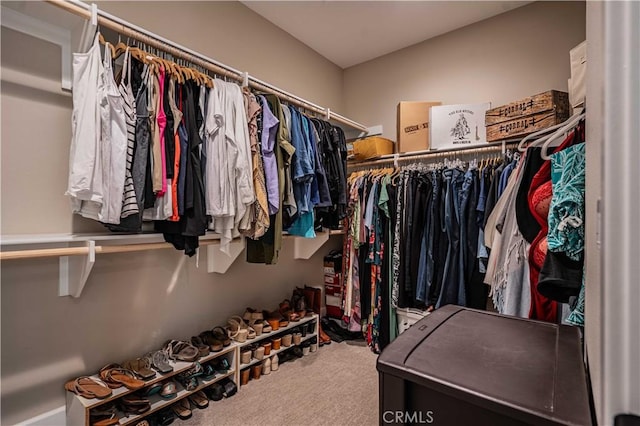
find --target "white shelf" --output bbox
[66,345,237,426]
[70,345,236,409]
[236,314,318,350]
[119,369,236,426]
[239,333,317,370]
[233,314,318,387]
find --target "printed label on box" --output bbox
[430,103,491,150]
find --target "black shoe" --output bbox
[220,378,237,398]
[204,383,224,401]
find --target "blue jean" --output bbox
[436,168,465,307]
[416,172,438,303]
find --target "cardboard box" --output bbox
[485,91,570,125]
[430,103,491,150]
[352,136,394,160]
[397,101,442,153]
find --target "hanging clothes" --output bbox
[240,89,269,239]
[67,33,105,219]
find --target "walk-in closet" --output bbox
[1,1,638,425]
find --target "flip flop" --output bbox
[65,376,112,399]
[99,365,145,390]
[92,417,119,426]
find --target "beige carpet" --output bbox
[179,341,379,426]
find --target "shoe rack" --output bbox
[65,314,320,425]
[65,346,236,426]
[236,314,319,388]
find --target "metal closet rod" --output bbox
[349,141,519,169]
[45,0,368,132]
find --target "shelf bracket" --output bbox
[207,239,245,274]
[293,232,330,260]
[1,6,73,91]
[59,240,96,298]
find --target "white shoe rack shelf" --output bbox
[65,314,319,425]
[236,314,319,386]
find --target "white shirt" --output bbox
[67,33,104,217]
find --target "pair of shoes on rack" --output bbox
[119,393,151,415]
[99,364,146,390]
[203,382,224,401]
[89,403,119,426]
[122,357,156,381]
[143,350,173,374]
[171,398,192,420]
[65,376,112,400]
[188,390,209,409]
[147,408,175,426]
[159,381,178,399]
[164,340,200,362]
[175,362,203,391]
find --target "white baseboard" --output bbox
[18,406,65,426]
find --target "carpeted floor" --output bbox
[179,341,379,426]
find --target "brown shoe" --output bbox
[318,323,332,346]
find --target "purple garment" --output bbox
[258,95,280,215]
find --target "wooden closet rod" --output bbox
[348,141,519,169]
[0,240,223,260]
[45,0,368,132]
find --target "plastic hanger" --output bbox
[517,107,585,152]
[540,111,586,160]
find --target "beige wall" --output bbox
[0,2,343,423]
[344,1,586,140]
[97,1,345,113]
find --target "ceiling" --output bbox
[242,1,532,69]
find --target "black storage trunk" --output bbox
[377,305,592,426]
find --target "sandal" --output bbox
[191,336,211,358]
[243,307,264,323]
[199,331,223,352]
[122,358,156,380]
[165,340,199,362]
[99,365,145,390]
[160,381,178,399]
[171,398,192,420]
[148,350,173,374]
[211,326,231,347]
[188,390,209,409]
[65,376,112,399]
[92,417,119,426]
[226,316,250,343]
